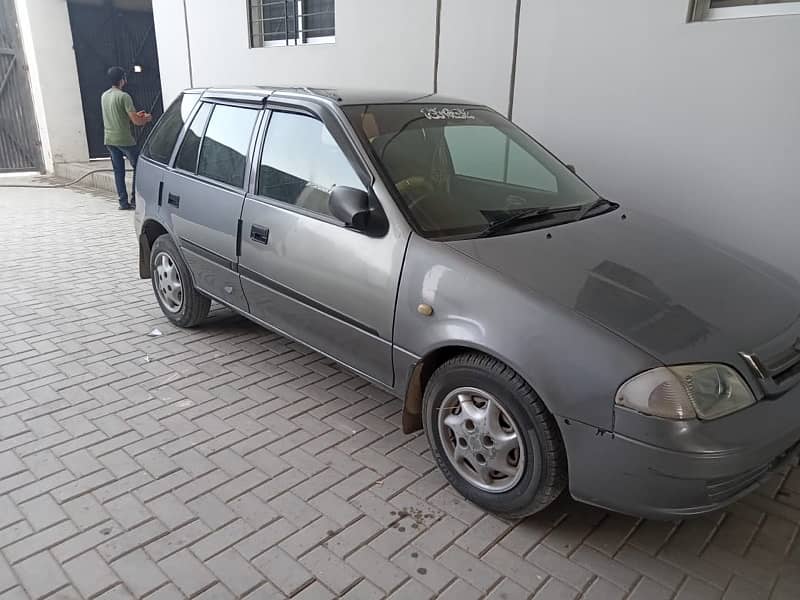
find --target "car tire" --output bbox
[423,352,567,518]
[150,235,210,328]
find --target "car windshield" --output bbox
[343,103,601,238]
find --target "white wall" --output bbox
[514,0,800,273]
[436,0,517,113]
[154,0,438,106]
[152,0,799,272]
[16,0,89,167]
[152,0,192,103]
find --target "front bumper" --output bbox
[561,385,800,519]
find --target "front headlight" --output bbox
[615,364,755,420]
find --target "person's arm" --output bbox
[124,93,152,127]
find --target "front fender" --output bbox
[394,234,659,431]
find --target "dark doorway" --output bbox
[67,0,163,159]
[0,0,42,172]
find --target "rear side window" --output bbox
[197,105,259,188]
[258,112,364,218]
[175,103,213,173]
[142,92,199,164]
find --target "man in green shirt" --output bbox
[101,66,152,210]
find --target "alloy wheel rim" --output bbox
[154,252,183,313]
[437,386,526,493]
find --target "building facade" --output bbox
[11,0,799,274]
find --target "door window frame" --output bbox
[169,100,266,194]
[249,100,382,230]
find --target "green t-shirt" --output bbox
[101,87,136,147]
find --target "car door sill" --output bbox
[194,285,397,395]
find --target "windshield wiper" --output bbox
[479,205,582,237]
[575,197,617,221]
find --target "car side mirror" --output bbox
[329,185,371,231]
[566,164,577,174]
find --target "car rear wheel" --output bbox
[423,353,567,518]
[150,235,210,328]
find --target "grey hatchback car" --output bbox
[135,87,800,519]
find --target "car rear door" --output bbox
[238,106,406,386]
[161,101,262,311]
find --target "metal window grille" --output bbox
[690,0,800,20]
[249,0,335,47]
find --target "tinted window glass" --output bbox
[258,112,364,218]
[344,104,598,238]
[197,105,258,188]
[142,93,199,164]
[175,103,212,173]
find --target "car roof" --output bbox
[191,86,476,107]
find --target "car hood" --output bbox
[446,208,800,365]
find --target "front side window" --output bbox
[142,92,199,164]
[175,103,212,173]
[249,0,335,47]
[197,105,259,188]
[691,0,800,20]
[258,112,364,218]
[344,104,601,238]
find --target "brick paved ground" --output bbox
[0,180,799,600]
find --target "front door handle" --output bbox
[167,193,180,207]
[250,225,269,245]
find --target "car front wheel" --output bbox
[423,353,567,518]
[150,235,210,328]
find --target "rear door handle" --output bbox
[167,193,180,207]
[250,225,269,245]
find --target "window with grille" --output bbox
[249,0,335,47]
[690,0,800,20]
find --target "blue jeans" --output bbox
[107,144,139,207]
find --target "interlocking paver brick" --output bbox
[228,492,279,528]
[18,493,66,531]
[533,577,580,600]
[438,545,502,592]
[615,545,684,590]
[326,516,383,558]
[104,493,151,530]
[61,493,109,530]
[146,519,211,561]
[391,546,455,593]
[2,185,799,599]
[628,578,672,600]
[111,549,169,598]
[192,518,254,561]
[484,543,547,592]
[235,518,297,560]
[385,578,433,599]
[207,548,265,597]
[98,519,168,562]
[13,551,69,600]
[342,579,383,600]
[159,549,216,597]
[63,550,119,598]
[581,578,626,600]
[300,546,361,595]
[347,546,407,593]
[270,491,322,528]
[280,516,340,558]
[3,520,79,564]
[455,514,511,555]
[527,544,594,590]
[675,577,723,600]
[0,556,16,595]
[253,546,314,596]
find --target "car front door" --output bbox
[161,101,261,311]
[238,108,406,386]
